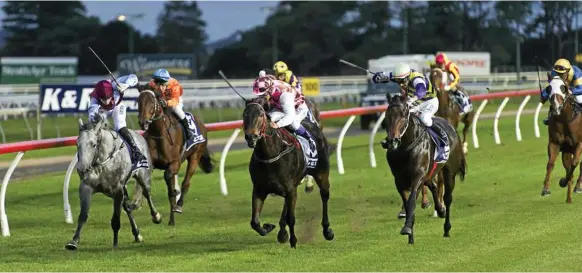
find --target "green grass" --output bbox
[0,111,580,271]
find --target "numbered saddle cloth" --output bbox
[182,112,206,154]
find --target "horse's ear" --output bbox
[386,92,392,102]
[78,118,84,131]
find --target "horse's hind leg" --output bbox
[442,169,456,237]
[426,176,445,218]
[121,188,143,243]
[542,142,559,196]
[176,154,200,211]
[461,112,474,154]
[313,171,335,241]
[135,174,162,224]
[574,162,582,193]
[421,185,431,209]
[111,191,123,248]
[559,152,575,203]
[130,182,144,211]
[250,186,275,236]
[65,183,93,251]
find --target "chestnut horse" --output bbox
[135,89,214,225]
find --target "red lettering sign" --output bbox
[452,59,486,68]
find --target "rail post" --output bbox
[336,115,356,175]
[494,97,510,145]
[515,95,531,141]
[369,112,386,168]
[63,153,78,224]
[472,99,488,149]
[534,102,544,138]
[0,151,25,237]
[219,128,241,196]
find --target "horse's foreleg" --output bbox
[565,144,582,203]
[121,189,143,243]
[164,163,181,226]
[285,189,299,248]
[65,183,93,251]
[442,169,456,237]
[397,187,410,219]
[111,191,123,249]
[277,202,289,243]
[177,155,200,210]
[250,187,274,236]
[401,174,423,245]
[313,171,335,241]
[542,142,559,196]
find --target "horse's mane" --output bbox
[246,96,271,112]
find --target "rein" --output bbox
[246,102,298,164]
[80,128,125,175]
[388,101,428,151]
[139,90,176,144]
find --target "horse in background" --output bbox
[430,67,474,155]
[135,89,214,226]
[383,93,466,244]
[65,117,162,251]
[243,96,335,248]
[541,76,582,203]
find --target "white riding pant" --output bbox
[88,103,127,131]
[410,97,439,127]
[269,103,309,130]
[170,97,186,120]
[574,95,582,104]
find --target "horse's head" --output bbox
[548,76,568,116]
[430,67,444,92]
[137,89,163,131]
[242,96,270,148]
[76,117,106,179]
[384,93,410,150]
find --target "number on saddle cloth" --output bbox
[294,127,319,169]
[425,119,450,163]
[183,112,206,152]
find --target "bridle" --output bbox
[78,125,125,178]
[139,90,165,126]
[244,102,295,163]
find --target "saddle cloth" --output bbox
[183,112,206,153]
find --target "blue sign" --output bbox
[39,84,140,114]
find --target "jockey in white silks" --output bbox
[252,70,316,151]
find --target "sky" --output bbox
[0,0,280,43]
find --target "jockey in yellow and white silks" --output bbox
[273,61,302,92]
[372,63,449,162]
[435,53,473,115]
[252,70,315,151]
[541,58,582,125]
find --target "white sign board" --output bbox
[438,52,490,76]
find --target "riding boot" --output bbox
[179,117,195,141]
[119,127,148,169]
[296,125,316,151]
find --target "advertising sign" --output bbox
[300,77,320,96]
[438,52,491,76]
[39,84,140,114]
[1,57,78,84]
[117,54,195,81]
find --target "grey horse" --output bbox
[65,117,162,251]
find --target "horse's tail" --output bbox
[459,152,467,182]
[199,145,215,174]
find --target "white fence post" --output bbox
[369,112,386,168]
[534,102,544,138]
[0,151,25,237]
[63,152,78,224]
[219,128,241,196]
[515,95,531,142]
[336,115,356,175]
[472,99,488,149]
[494,97,510,145]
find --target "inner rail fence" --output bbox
[0,88,541,237]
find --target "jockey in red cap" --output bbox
[88,74,148,169]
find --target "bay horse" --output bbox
[430,67,474,155]
[383,93,467,244]
[66,117,162,250]
[136,89,214,226]
[541,76,582,203]
[243,96,334,248]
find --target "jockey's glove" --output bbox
[117,82,129,93]
[159,99,168,108]
[372,72,390,84]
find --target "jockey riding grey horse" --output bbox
[65,117,162,251]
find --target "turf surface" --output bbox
[1,111,581,271]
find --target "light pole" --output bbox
[117,13,145,55]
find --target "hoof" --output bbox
[151,212,162,224]
[444,232,450,237]
[397,210,406,219]
[421,201,431,209]
[559,178,568,188]
[277,229,289,243]
[168,220,175,226]
[541,189,551,196]
[65,240,78,251]
[135,234,143,243]
[263,223,276,234]
[305,186,314,194]
[575,187,582,194]
[400,226,412,236]
[172,206,183,214]
[323,228,335,241]
[437,207,446,218]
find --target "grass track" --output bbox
[2,110,580,271]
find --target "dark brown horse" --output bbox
[243,96,334,248]
[383,93,467,244]
[430,67,474,155]
[135,89,214,225]
[541,76,582,203]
